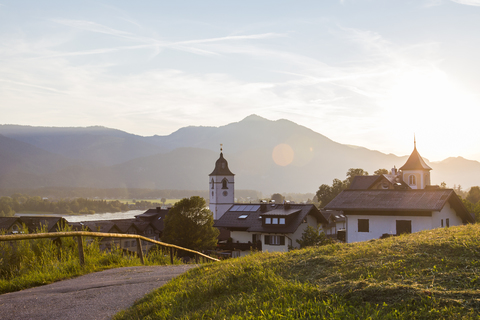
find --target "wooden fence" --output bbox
[0,231,219,265]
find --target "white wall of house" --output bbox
[346,214,431,243]
[229,214,321,255]
[345,203,464,243]
[431,202,463,228]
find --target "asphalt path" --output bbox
[0,265,196,320]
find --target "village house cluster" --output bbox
[0,141,475,257]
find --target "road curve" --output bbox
[0,265,196,320]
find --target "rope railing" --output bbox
[0,231,220,265]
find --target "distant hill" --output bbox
[0,116,478,194]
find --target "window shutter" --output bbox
[264,235,270,245]
[280,236,285,245]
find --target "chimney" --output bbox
[284,201,291,210]
[260,200,267,212]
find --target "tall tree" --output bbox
[270,193,284,203]
[316,168,368,207]
[467,186,480,205]
[344,168,369,187]
[374,168,389,175]
[162,196,219,251]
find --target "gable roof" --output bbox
[19,217,69,233]
[350,174,409,190]
[324,189,474,223]
[82,221,121,233]
[214,203,327,234]
[0,217,22,231]
[399,146,432,171]
[349,175,382,189]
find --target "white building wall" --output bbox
[346,214,433,243]
[431,202,463,228]
[209,175,234,220]
[230,214,321,254]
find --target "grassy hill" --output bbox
[114,225,480,319]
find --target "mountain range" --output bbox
[0,115,478,194]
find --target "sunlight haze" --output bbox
[1,0,479,162]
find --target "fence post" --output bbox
[77,235,85,266]
[170,247,174,264]
[136,238,145,265]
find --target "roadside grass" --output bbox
[114,224,480,319]
[0,225,182,294]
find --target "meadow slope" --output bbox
[114,225,480,319]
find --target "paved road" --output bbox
[0,265,196,320]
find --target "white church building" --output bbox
[210,150,328,256]
[324,142,475,243]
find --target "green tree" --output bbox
[316,179,346,207]
[316,168,368,207]
[270,193,284,203]
[344,168,369,187]
[296,225,332,248]
[162,196,219,251]
[374,168,389,175]
[466,186,480,205]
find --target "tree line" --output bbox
[0,194,130,217]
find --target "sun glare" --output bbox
[380,69,479,160]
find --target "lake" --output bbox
[15,210,147,222]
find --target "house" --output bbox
[82,221,123,250]
[211,150,328,256]
[19,217,69,233]
[321,210,346,241]
[0,217,23,234]
[325,141,475,242]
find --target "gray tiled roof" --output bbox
[214,203,327,234]
[324,189,474,223]
[349,176,381,190]
[0,217,21,231]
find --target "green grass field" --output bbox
[114,224,480,319]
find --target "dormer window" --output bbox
[222,178,228,189]
[408,175,416,186]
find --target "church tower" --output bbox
[209,146,235,220]
[399,138,432,189]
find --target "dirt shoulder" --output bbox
[0,265,196,320]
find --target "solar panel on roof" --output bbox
[230,204,260,212]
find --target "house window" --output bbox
[446,218,449,227]
[441,219,444,227]
[408,175,416,186]
[279,218,285,224]
[272,217,278,224]
[264,235,285,245]
[211,178,214,189]
[265,217,271,224]
[222,178,228,189]
[396,220,412,235]
[358,219,369,232]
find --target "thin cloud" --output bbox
[450,0,480,5]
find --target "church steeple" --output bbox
[209,145,235,220]
[399,139,431,189]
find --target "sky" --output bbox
[1,0,480,162]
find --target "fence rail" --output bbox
[0,231,219,265]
